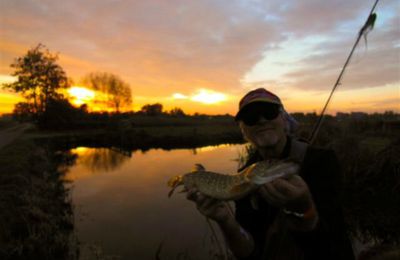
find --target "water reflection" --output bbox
[68,147,130,180]
[191,144,231,155]
[67,144,244,259]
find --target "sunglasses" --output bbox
[238,103,281,126]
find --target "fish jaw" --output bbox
[167,171,204,198]
[167,175,184,197]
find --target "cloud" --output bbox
[0,0,282,96]
[243,0,399,93]
[0,0,398,114]
[172,93,187,99]
[281,14,400,91]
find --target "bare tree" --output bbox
[83,72,132,113]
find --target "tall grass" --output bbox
[0,140,78,259]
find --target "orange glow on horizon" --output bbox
[190,89,227,104]
[0,74,398,116]
[171,89,228,106]
[65,86,117,112]
[67,86,95,106]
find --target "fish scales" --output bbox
[184,171,246,200]
[168,160,300,201]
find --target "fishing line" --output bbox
[206,217,227,259]
[308,0,380,144]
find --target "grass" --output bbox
[338,136,400,245]
[0,140,78,260]
[0,116,18,130]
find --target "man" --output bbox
[186,88,354,259]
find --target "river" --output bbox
[66,144,245,259]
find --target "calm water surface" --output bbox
[66,144,246,259]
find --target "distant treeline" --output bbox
[2,101,399,136]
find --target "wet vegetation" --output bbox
[0,140,78,260]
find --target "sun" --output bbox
[191,89,227,104]
[172,89,227,105]
[67,86,95,106]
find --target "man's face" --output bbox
[238,102,286,148]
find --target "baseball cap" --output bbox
[235,88,282,121]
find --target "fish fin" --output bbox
[192,163,206,172]
[250,195,259,210]
[229,181,250,195]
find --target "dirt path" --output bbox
[0,123,32,150]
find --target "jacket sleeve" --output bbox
[291,149,355,260]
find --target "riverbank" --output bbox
[24,124,244,151]
[0,140,78,260]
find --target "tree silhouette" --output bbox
[83,72,132,113]
[12,102,35,121]
[2,44,69,118]
[141,103,163,116]
[169,107,186,117]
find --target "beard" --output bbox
[252,130,282,148]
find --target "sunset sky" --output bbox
[0,0,399,115]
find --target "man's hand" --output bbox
[186,187,232,223]
[186,186,255,258]
[258,175,319,230]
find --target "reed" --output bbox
[0,140,78,259]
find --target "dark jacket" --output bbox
[235,138,355,260]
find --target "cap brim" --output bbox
[235,99,282,121]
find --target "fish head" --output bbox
[167,175,183,187]
[167,175,184,197]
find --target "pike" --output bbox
[167,160,299,200]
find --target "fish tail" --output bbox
[251,173,286,185]
[251,163,300,185]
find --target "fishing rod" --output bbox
[308,0,380,145]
